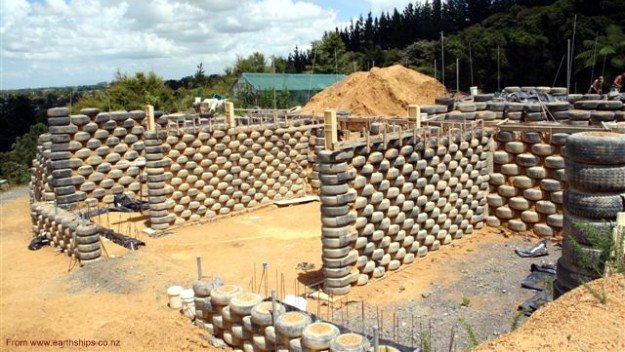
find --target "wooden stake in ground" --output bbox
[196,257,202,281]
[373,326,380,352]
[253,263,257,292]
[263,262,268,297]
[411,313,415,348]
[99,236,110,258]
[271,289,278,350]
[361,301,365,333]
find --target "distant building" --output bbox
[232,73,346,107]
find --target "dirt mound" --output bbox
[475,274,625,352]
[303,65,446,117]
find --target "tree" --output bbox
[232,52,267,76]
[194,63,208,87]
[309,31,350,73]
[576,25,625,79]
[0,123,48,185]
[287,46,309,73]
[74,71,175,112]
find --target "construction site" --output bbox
[2,64,625,351]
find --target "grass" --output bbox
[510,308,532,331]
[458,317,480,350]
[569,219,625,304]
[460,296,471,307]
[419,330,432,352]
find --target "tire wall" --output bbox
[487,130,568,237]
[192,283,371,351]
[30,133,53,203]
[156,122,322,229]
[320,128,493,295]
[37,107,322,230]
[42,107,164,210]
[30,202,102,263]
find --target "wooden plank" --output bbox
[408,105,421,128]
[146,105,155,131]
[274,196,319,206]
[324,110,337,150]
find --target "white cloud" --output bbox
[0,0,339,88]
[364,0,414,14]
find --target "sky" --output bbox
[1,0,415,89]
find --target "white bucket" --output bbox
[167,285,183,309]
[180,289,196,319]
[470,86,479,96]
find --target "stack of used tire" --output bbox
[570,100,624,126]
[556,131,625,297]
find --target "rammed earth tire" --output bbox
[563,188,625,219]
[564,132,625,165]
[275,311,312,338]
[251,301,286,326]
[565,160,625,192]
[230,292,263,316]
[561,236,607,273]
[301,323,340,350]
[330,333,371,352]
[210,285,243,306]
[562,212,615,246]
[556,257,600,290]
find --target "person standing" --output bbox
[588,76,604,94]
[613,72,625,92]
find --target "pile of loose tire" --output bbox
[30,202,102,262]
[487,130,567,236]
[318,129,491,294]
[192,282,374,352]
[419,88,625,124]
[159,124,317,225]
[555,131,625,297]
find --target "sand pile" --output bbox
[303,65,446,117]
[475,274,625,352]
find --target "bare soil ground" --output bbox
[475,274,625,352]
[2,191,623,351]
[326,227,561,351]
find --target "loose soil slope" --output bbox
[303,65,446,117]
[475,274,625,352]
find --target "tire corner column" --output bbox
[318,146,357,296]
[144,130,173,230]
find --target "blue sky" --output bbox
[1,0,414,89]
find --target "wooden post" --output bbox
[226,102,235,127]
[324,110,337,150]
[196,256,202,281]
[146,104,155,131]
[409,105,421,129]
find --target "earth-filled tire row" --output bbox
[29,202,102,262]
[192,281,375,352]
[319,129,493,294]
[151,123,322,229]
[487,130,569,237]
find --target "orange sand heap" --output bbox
[303,64,447,117]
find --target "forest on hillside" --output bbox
[1,0,624,184]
